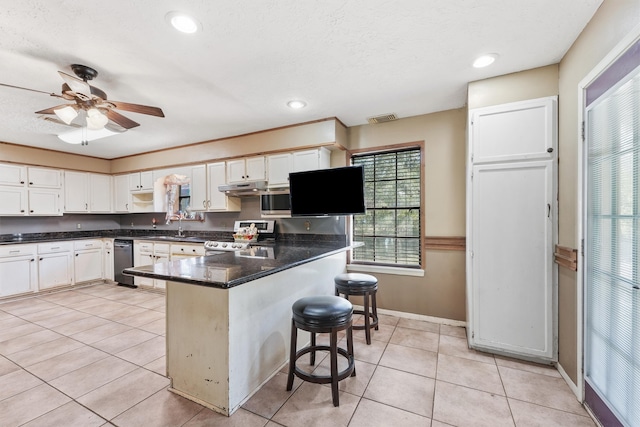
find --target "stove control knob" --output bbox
[212,242,219,247]
[222,243,228,248]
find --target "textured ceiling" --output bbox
[0,0,602,159]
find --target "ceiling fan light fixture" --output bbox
[86,108,109,130]
[166,11,200,34]
[58,127,121,145]
[473,53,498,68]
[53,105,78,125]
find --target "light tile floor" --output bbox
[0,283,596,427]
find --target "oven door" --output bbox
[260,192,291,218]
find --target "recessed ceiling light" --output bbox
[287,100,307,109]
[166,11,201,34]
[473,53,498,68]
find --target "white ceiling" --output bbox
[0,0,602,160]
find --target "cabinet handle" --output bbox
[85,203,88,210]
[30,210,34,213]
[29,182,33,185]
[192,249,196,253]
[20,210,24,213]
[51,247,60,250]
[9,250,20,254]
[203,200,207,208]
[126,203,129,210]
[31,259,34,262]
[75,254,79,257]
[20,181,24,184]
[39,258,43,261]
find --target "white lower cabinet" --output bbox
[0,244,37,297]
[103,239,114,281]
[74,240,103,284]
[37,242,73,290]
[134,241,169,289]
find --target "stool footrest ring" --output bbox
[293,345,355,384]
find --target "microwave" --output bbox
[260,192,291,217]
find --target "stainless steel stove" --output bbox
[203,220,275,255]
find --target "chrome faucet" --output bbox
[177,216,185,237]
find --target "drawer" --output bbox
[37,241,73,254]
[137,242,154,252]
[154,243,170,253]
[73,239,103,250]
[103,239,114,250]
[0,244,37,258]
[171,244,205,256]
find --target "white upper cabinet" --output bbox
[267,154,293,187]
[113,175,131,212]
[190,164,208,211]
[0,163,27,186]
[29,188,61,215]
[27,167,62,188]
[0,187,28,215]
[293,147,331,172]
[227,156,266,183]
[89,173,112,212]
[129,171,154,192]
[64,171,90,212]
[208,162,241,211]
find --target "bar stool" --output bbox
[334,273,379,345]
[286,295,356,407]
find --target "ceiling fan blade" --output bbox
[106,100,165,117]
[58,71,91,95]
[35,104,72,115]
[0,82,63,98]
[106,109,140,129]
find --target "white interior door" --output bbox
[467,96,557,362]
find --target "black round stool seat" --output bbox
[286,295,356,407]
[334,273,379,345]
[334,273,378,293]
[292,295,353,329]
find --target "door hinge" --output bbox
[581,121,585,142]
[581,238,584,256]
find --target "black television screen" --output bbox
[289,165,366,216]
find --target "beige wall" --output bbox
[110,119,345,173]
[348,108,468,321]
[557,0,640,386]
[468,64,559,109]
[0,142,111,173]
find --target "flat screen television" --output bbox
[289,165,366,216]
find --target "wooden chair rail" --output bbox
[424,236,466,251]
[554,245,578,271]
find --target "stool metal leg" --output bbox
[330,329,339,406]
[347,324,356,377]
[310,332,316,366]
[287,319,297,391]
[363,291,371,344]
[372,291,379,331]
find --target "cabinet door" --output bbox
[245,156,266,181]
[154,252,169,289]
[267,154,292,187]
[28,167,62,188]
[190,165,208,211]
[0,187,28,215]
[74,249,103,283]
[39,252,73,289]
[293,148,330,172]
[208,163,241,211]
[64,171,89,212]
[113,175,131,212]
[90,173,112,212]
[103,240,114,281]
[140,171,154,191]
[0,163,27,186]
[29,188,61,216]
[226,159,246,183]
[0,255,36,297]
[129,173,141,191]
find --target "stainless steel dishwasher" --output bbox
[114,239,136,288]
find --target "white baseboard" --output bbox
[556,362,581,400]
[351,304,466,328]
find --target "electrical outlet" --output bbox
[76,223,81,229]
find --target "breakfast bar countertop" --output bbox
[123,240,361,289]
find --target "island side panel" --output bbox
[227,252,346,412]
[166,281,231,414]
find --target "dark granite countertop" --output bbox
[0,230,234,245]
[123,241,359,289]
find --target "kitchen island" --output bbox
[123,240,356,416]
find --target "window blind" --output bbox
[352,148,421,267]
[585,66,640,427]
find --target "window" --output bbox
[351,147,422,267]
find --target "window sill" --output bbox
[346,264,424,277]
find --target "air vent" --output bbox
[367,113,398,124]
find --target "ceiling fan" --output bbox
[0,64,165,131]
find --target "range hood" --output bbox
[218,180,268,196]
